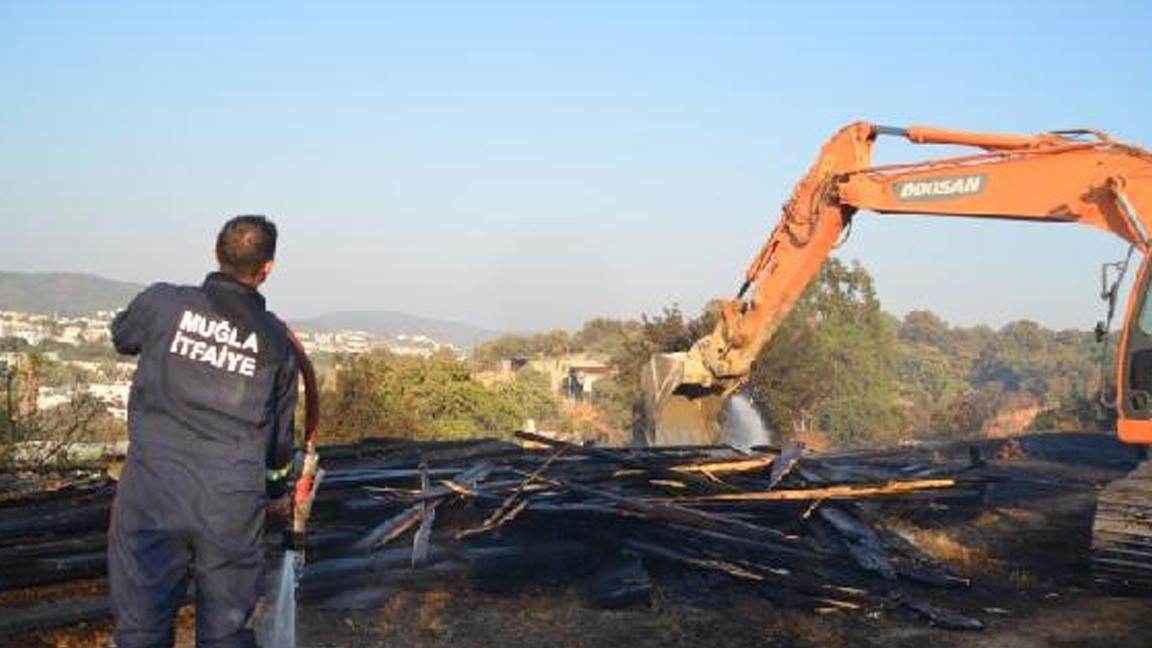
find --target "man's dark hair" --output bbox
[216,215,278,280]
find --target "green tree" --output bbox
[899,310,951,347]
[571,318,643,357]
[322,350,558,443]
[472,330,572,368]
[595,305,718,432]
[749,259,904,445]
[892,309,1104,437]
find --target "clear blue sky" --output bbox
[2,1,1151,331]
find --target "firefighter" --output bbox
[108,215,297,648]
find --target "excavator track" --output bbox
[1091,460,1152,592]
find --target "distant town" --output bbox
[0,308,464,423]
[295,329,461,358]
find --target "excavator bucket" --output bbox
[639,351,727,446]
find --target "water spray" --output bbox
[258,330,321,648]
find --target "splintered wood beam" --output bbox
[513,431,739,492]
[350,505,427,554]
[0,551,108,591]
[513,431,652,470]
[622,539,863,611]
[0,534,106,563]
[0,503,111,541]
[358,462,495,501]
[0,595,111,638]
[653,478,956,503]
[351,462,493,554]
[533,472,801,546]
[768,443,805,489]
[818,507,897,580]
[411,464,436,567]
[667,455,776,475]
[456,447,566,540]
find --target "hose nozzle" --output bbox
[289,445,323,548]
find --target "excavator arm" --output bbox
[642,121,1152,446]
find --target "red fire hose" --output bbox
[286,330,321,550]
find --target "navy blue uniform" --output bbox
[108,273,297,648]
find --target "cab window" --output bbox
[1142,279,1152,335]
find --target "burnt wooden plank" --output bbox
[0,596,111,638]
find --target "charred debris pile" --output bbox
[0,432,994,637]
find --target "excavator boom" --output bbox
[642,122,1152,446]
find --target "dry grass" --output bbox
[895,526,986,574]
[893,520,1040,590]
[884,516,1041,588]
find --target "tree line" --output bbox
[465,258,1109,447]
[0,258,1113,450]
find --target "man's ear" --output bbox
[260,260,276,280]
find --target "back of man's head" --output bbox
[216,215,278,284]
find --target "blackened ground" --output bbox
[12,433,1152,648]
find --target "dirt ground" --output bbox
[11,433,1152,648]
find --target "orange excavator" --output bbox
[640,122,1152,589]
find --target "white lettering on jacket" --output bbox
[170,310,260,377]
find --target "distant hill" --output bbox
[0,271,500,347]
[0,271,144,316]
[294,311,500,349]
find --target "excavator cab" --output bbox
[1118,258,1152,444]
[1093,253,1152,591]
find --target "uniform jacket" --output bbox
[111,272,297,492]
